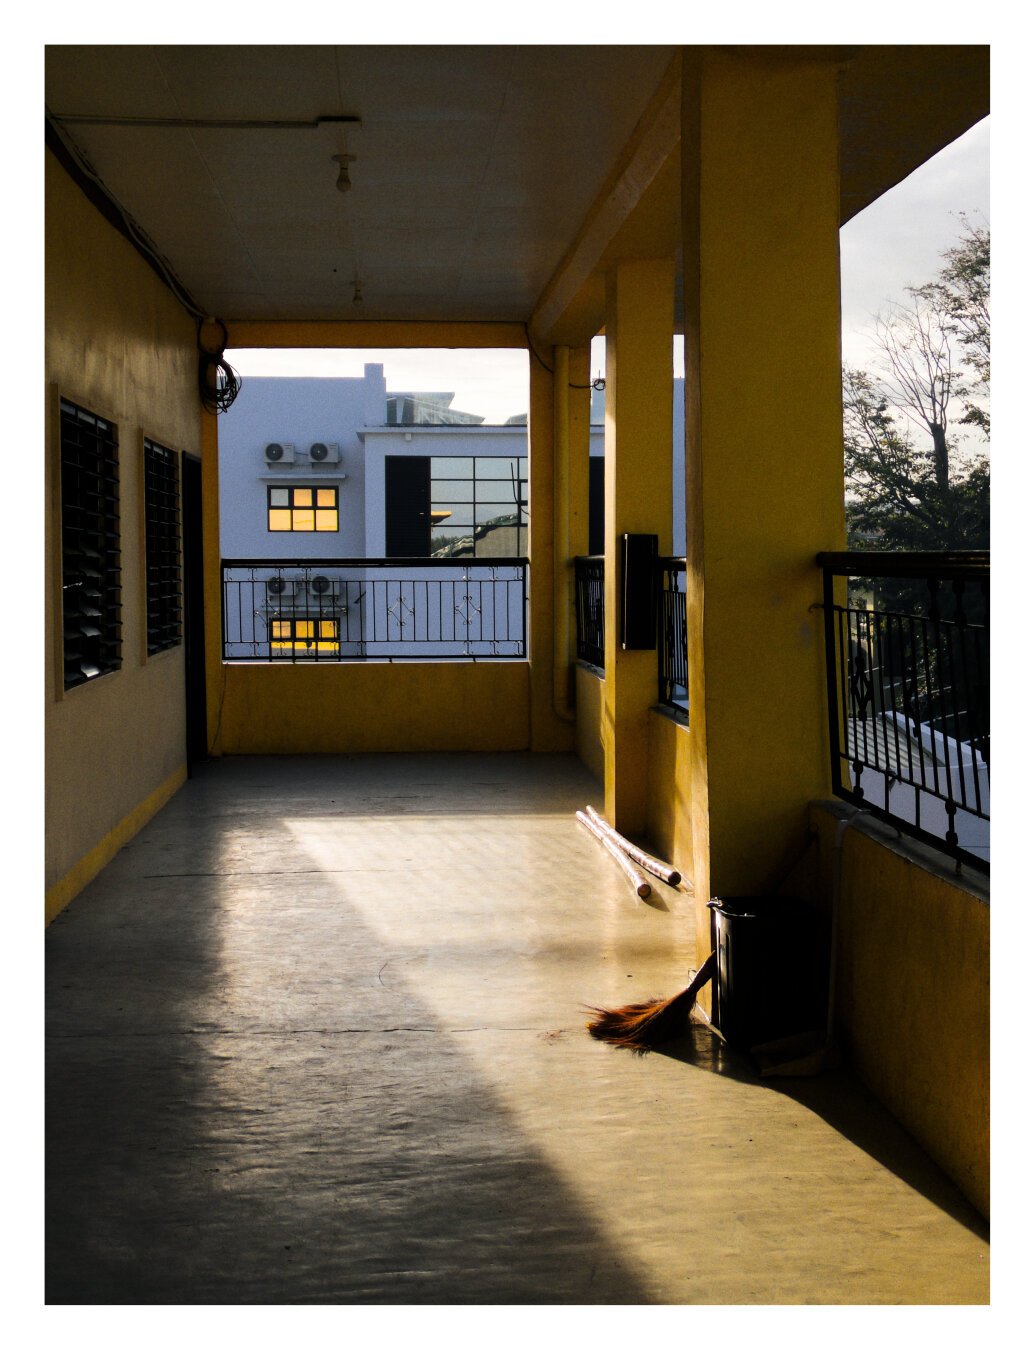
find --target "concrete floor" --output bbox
[46,753,989,1304]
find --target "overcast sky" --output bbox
[230,114,989,422]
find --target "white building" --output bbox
[217,366,684,659]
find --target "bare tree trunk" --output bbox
[930,420,950,492]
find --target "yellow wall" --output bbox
[645,710,694,885]
[45,150,198,913]
[809,804,990,1217]
[575,662,605,783]
[215,662,530,755]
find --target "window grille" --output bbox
[60,399,121,689]
[144,438,182,654]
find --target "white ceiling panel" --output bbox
[46,44,675,324]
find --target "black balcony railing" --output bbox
[817,551,990,873]
[657,557,688,715]
[222,558,528,661]
[574,553,689,716]
[574,555,605,668]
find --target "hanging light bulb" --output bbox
[332,153,355,192]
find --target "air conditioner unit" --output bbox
[267,576,309,599]
[264,441,296,464]
[308,441,341,464]
[308,575,340,599]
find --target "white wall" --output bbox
[218,366,386,559]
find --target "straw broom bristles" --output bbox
[586,953,717,1052]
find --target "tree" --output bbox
[843,219,990,552]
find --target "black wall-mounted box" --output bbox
[620,533,658,650]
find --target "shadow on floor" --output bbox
[46,803,654,1305]
[655,1026,988,1241]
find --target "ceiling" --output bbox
[45,46,989,334]
[45,45,676,325]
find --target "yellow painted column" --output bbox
[681,49,847,969]
[529,349,574,751]
[603,259,675,832]
[552,344,592,720]
[201,406,223,756]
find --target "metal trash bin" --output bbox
[706,896,826,1050]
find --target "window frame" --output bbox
[143,437,183,656]
[59,397,122,691]
[269,613,341,655]
[267,483,339,533]
[428,454,528,559]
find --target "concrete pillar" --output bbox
[603,258,675,832]
[680,49,846,970]
[529,349,574,751]
[552,345,592,720]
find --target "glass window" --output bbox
[475,458,519,480]
[416,456,530,559]
[430,457,473,479]
[431,479,474,502]
[268,485,338,532]
[475,481,522,503]
[270,615,341,655]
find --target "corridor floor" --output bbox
[46,754,989,1304]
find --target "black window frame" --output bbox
[59,398,122,690]
[267,484,340,533]
[430,456,529,559]
[269,613,341,652]
[143,437,183,656]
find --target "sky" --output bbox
[229,114,989,422]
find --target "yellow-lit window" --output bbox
[270,615,340,655]
[268,485,339,532]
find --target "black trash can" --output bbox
[707,895,826,1051]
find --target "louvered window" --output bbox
[144,439,182,654]
[60,400,121,690]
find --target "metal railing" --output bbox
[573,554,689,717]
[574,555,605,668]
[222,557,529,661]
[657,557,688,715]
[817,551,989,873]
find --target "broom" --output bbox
[585,830,823,1053]
[586,952,716,1052]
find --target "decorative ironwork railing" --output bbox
[574,555,605,667]
[817,551,989,873]
[657,557,688,715]
[222,557,528,661]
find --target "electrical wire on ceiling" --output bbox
[524,324,606,391]
[333,49,364,316]
[46,111,241,414]
[197,318,241,415]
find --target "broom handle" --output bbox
[577,811,653,899]
[584,805,681,886]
